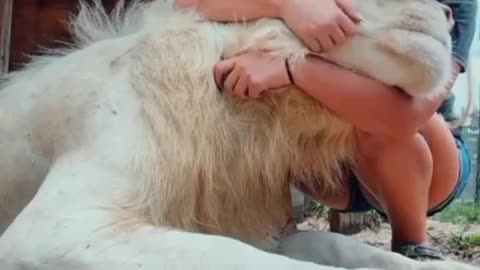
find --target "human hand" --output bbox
[279,0,362,53]
[213,52,291,98]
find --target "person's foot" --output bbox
[394,244,445,261]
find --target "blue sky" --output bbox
[452,4,480,113]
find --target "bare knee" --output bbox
[355,131,432,170]
[295,176,351,211]
[354,131,434,199]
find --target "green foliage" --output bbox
[449,224,480,249]
[305,200,330,218]
[434,201,480,224]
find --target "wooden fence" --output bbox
[0,0,13,73]
[0,0,119,73]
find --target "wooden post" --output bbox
[300,195,366,234]
[0,0,13,74]
[328,209,365,235]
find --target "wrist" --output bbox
[288,56,326,90]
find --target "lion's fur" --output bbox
[120,19,357,241]
[0,0,453,246]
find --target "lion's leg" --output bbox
[0,154,377,270]
[281,230,418,269]
[280,230,478,270]
[0,113,49,233]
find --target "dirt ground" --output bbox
[297,216,480,266]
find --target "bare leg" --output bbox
[355,114,459,249]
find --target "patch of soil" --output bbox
[297,216,480,266]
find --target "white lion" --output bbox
[0,0,476,270]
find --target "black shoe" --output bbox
[394,244,445,261]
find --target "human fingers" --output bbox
[213,58,236,90]
[336,0,363,23]
[233,74,249,98]
[223,66,240,94]
[338,12,357,37]
[317,35,335,52]
[247,83,263,99]
[303,33,322,52]
[330,25,347,46]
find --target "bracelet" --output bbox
[285,58,295,85]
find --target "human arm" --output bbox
[174,0,361,52]
[288,56,459,139]
[178,0,418,137]
[294,0,476,137]
[174,0,284,22]
[214,51,453,139]
[214,0,476,139]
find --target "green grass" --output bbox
[305,200,330,218]
[434,201,480,224]
[449,224,480,249]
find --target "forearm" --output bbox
[289,56,448,138]
[176,0,284,22]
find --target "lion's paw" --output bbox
[417,260,479,270]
